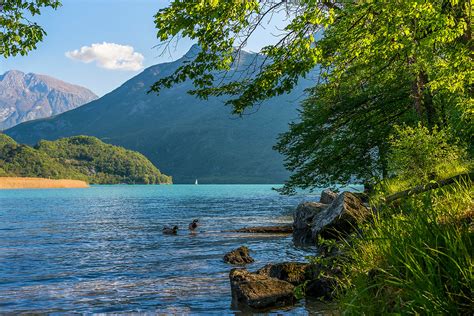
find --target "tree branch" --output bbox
[384,172,473,203]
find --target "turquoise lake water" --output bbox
[0,184,327,314]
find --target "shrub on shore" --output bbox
[339,180,472,314]
[334,125,473,314]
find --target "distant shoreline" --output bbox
[0,177,89,189]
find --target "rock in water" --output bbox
[293,202,328,245]
[224,246,254,265]
[229,268,295,310]
[320,189,338,204]
[256,261,342,301]
[257,262,341,301]
[230,225,293,234]
[257,262,313,285]
[312,191,370,240]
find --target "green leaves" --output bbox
[147,1,473,191]
[152,0,472,115]
[150,1,332,113]
[388,124,468,185]
[0,0,61,58]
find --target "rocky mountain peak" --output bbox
[0,70,98,130]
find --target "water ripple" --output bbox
[0,185,322,314]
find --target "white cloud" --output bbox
[65,42,144,71]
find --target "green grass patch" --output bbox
[338,179,473,314]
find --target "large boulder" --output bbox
[224,246,255,265]
[320,189,338,204]
[257,262,314,285]
[293,202,328,245]
[311,192,371,240]
[229,268,295,310]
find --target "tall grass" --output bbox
[339,180,473,314]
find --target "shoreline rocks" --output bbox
[229,261,341,310]
[311,191,370,240]
[293,191,370,245]
[305,271,341,300]
[229,268,295,310]
[293,202,328,245]
[227,189,366,312]
[320,189,337,204]
[224,246,255,265]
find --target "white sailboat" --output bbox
[195,179,198,185]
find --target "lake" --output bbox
[0,185,326,314]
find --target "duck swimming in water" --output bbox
[188,219,199,231]
[163,225,178,235]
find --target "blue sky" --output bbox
[1,0,283,96]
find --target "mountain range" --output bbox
[6,46,313,184]
[0,70,97,130]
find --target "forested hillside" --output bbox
[0,134,171,184]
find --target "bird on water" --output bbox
[163,225,178,235]
[189,219,199,231]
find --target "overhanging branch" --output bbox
[384,172,473,203]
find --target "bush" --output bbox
[388,124,467,185]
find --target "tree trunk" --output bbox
[410,65,424,120]
[419,71,436,129]
[412,70,436,129]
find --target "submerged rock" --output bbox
[230,225,293,234]
[320,189,338,204]
[293,202,328,245]
[311,191,371,240]
[224,246,255,265]
[229,268,295,310]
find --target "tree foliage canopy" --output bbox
[0,0,61,57]
[153,0,473,193]
[152,1,471,111]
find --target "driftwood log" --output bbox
[229,225,293,234]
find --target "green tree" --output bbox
[152,0,472,192]
[387,124,467,184]
[0,0,61,57]
[275,65,418,192]
[0,134,172,184]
